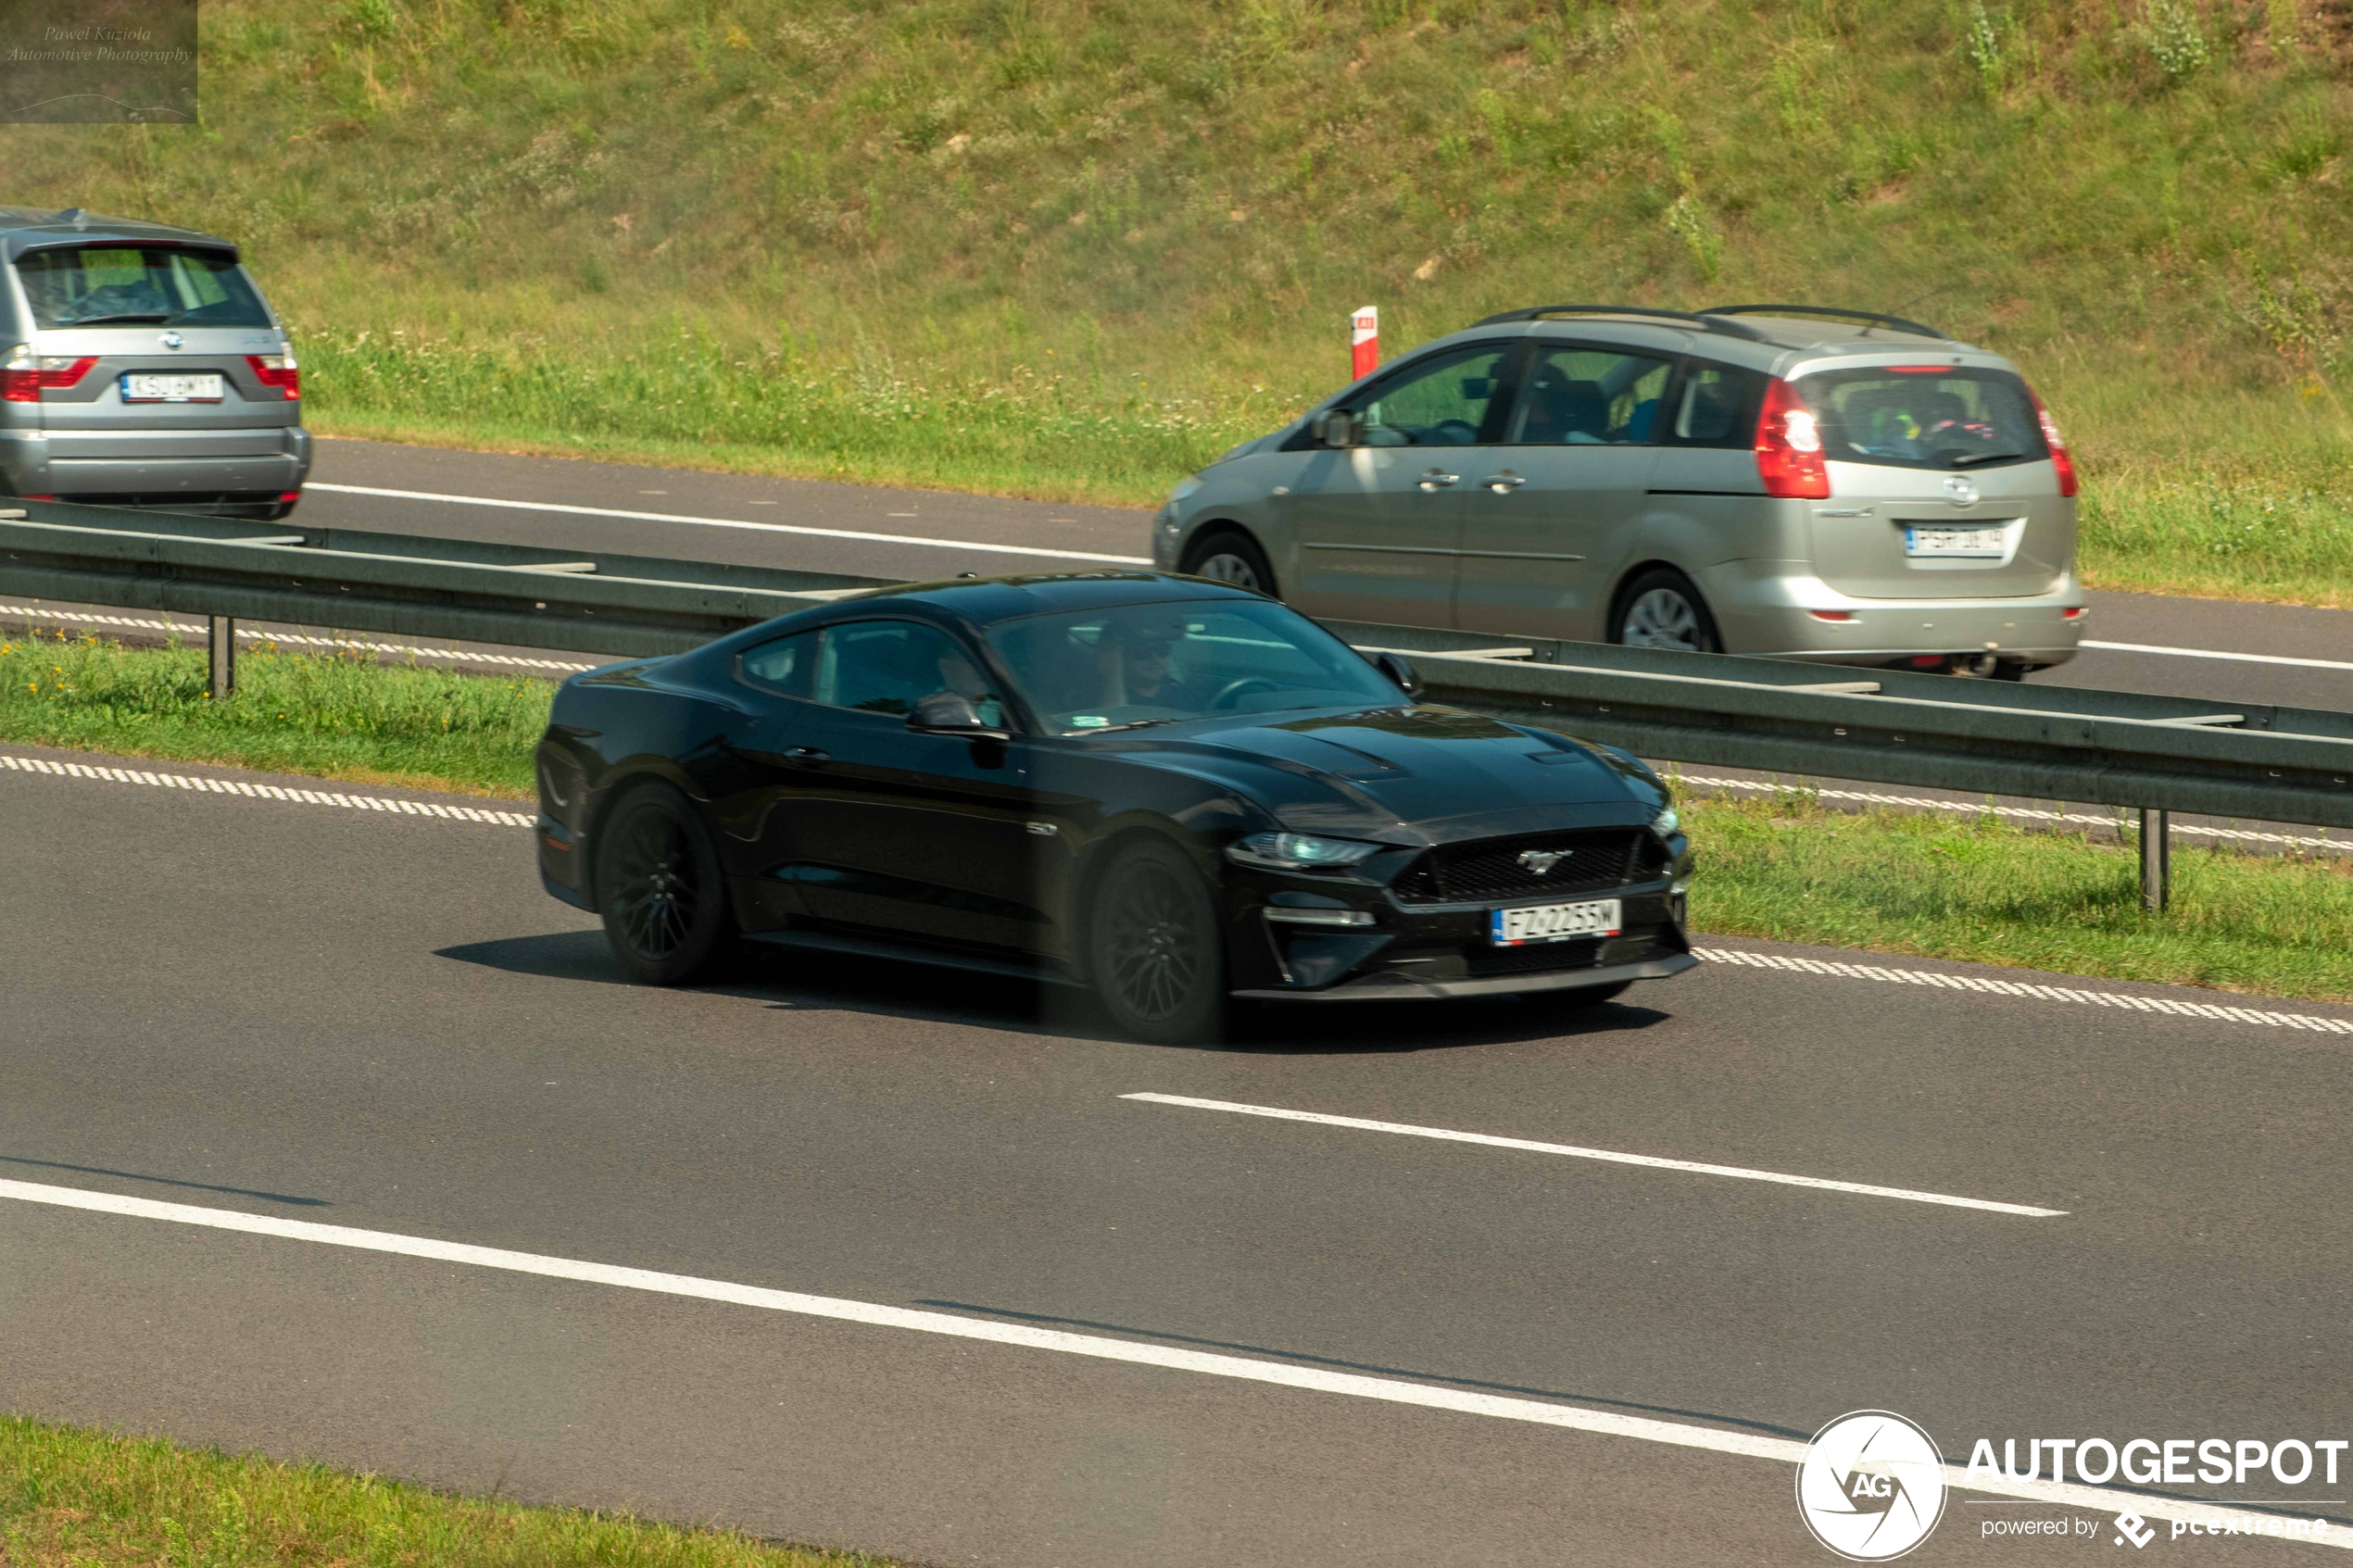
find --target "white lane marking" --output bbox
[1693,947,2353,1035]
[2083,638,2353,673]
[1670,771,2352,856]
[1121,1093,2062,1216]
[0,603,596,672]
[0,752,532,826]
[0,1176,2330,1545]
[306,483,1152,565]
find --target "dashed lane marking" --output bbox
[0,1174,2334,1546]
[1693,946,2353,1035]
[0,753,532,826]
[1121,1093,2065,1215]
[306,483,1154,565]
[0,603,596,672]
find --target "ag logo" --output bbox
[1796,1410,1947,1561]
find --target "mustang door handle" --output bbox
[784,746,830,765]
[1417,470,1460,491]
[1481,471,1526,492]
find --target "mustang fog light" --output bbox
[1263,907,1376,927]
[1226,832,1382,872]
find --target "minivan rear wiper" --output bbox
[1946,450,2029,467]
[58,312,175,325]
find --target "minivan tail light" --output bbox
[1754,377,1830,499]
[246,353,300,399]
[1,345,97,402]
[2024,383,2077,497]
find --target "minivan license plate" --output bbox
[1903,524,2007,558]
[1491,898,1621,947]
[120,373,224,403]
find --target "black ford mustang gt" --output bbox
[533,571,1693,1043]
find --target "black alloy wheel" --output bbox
[595,782,732,985]
[1178,529,1277,597]
[1088,837,1226,1045]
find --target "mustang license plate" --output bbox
[1491,897,1622,947]
[120,372,224,403]
[1903,524,2007,558]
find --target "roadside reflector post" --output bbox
[1351,305,1378,381]
[207,615,235,699]
[2139,808,2169,912]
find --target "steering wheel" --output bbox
[1211,676,1280,711]
[1427,419,1479,445]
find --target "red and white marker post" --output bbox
[1350,306,1378,381]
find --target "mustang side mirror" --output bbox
[909,691,1006,735]
[1373,650,1423,698]
[1311,409,1356,448]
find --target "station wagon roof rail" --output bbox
[1464,304,1771,341]
[1700,303,1947,340]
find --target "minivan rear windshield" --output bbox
[1793,366,2045,473]
[15,245,272,331]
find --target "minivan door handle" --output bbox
[1417,469,1460,491]
[1481,471,1525,493]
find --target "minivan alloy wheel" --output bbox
[1620,585,1716,653]
[1192,551,1263,591]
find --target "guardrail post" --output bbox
[207,615,234,699]
[2139,808,2170,913]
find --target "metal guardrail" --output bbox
[6,500,2348,904]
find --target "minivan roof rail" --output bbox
[1702,304,1947,340]
[1466,304,1771,341]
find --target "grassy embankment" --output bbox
[0,1415,890,1568]
[9,629,2353,1003]
[7,0,2353,602]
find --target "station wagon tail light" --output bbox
[1,345,97,402]
[2025,383,2077,497]
[1753,377,1830,499]
[246,353,300,399]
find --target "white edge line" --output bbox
[2082,639,2353,673]
[0,1175,2330,1543]
[1120,1093,2065,1216]
[306,483,1153,565]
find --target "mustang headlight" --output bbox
[1226,832,1383,872]
[1651,805,1681,839]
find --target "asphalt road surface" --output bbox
[3,744,2348,1564]
[295,437,2353,714]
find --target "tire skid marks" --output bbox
[0,752,531,826]
[1693,946,2353,1036]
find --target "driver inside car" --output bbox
[934,646,1005,727]
[1098,621,1203,712]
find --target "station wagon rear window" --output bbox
[1793,366,2046,472]
[16,245,272,331]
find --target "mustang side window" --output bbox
[814,621,1003,724]
[737,631,816,698]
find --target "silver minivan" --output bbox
[0,207,309,521]
[1154,306,2083,678]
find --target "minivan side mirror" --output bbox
[1311,409,1356,448]
[909,691,1008,736]
[1373,650,1423,698]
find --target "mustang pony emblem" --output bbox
[1517,848,1568,874]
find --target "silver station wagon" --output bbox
[1154,305,2084,678]
[0,207,309,520]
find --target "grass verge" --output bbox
[0,628,552,799]
[0,1414,888,1568]
[6,633,2347,1004]
[1681,790,2353,1006]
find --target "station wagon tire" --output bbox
[1613,570,1722,655]
[1178,529,1277,597]
[595,782,733,986]
[1087,837,1227,1046]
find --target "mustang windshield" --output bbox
[987,597,1401,735]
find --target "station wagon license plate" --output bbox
[1491,897,1621,947]
[120,372,223,403]
[1903,524,2007,558]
